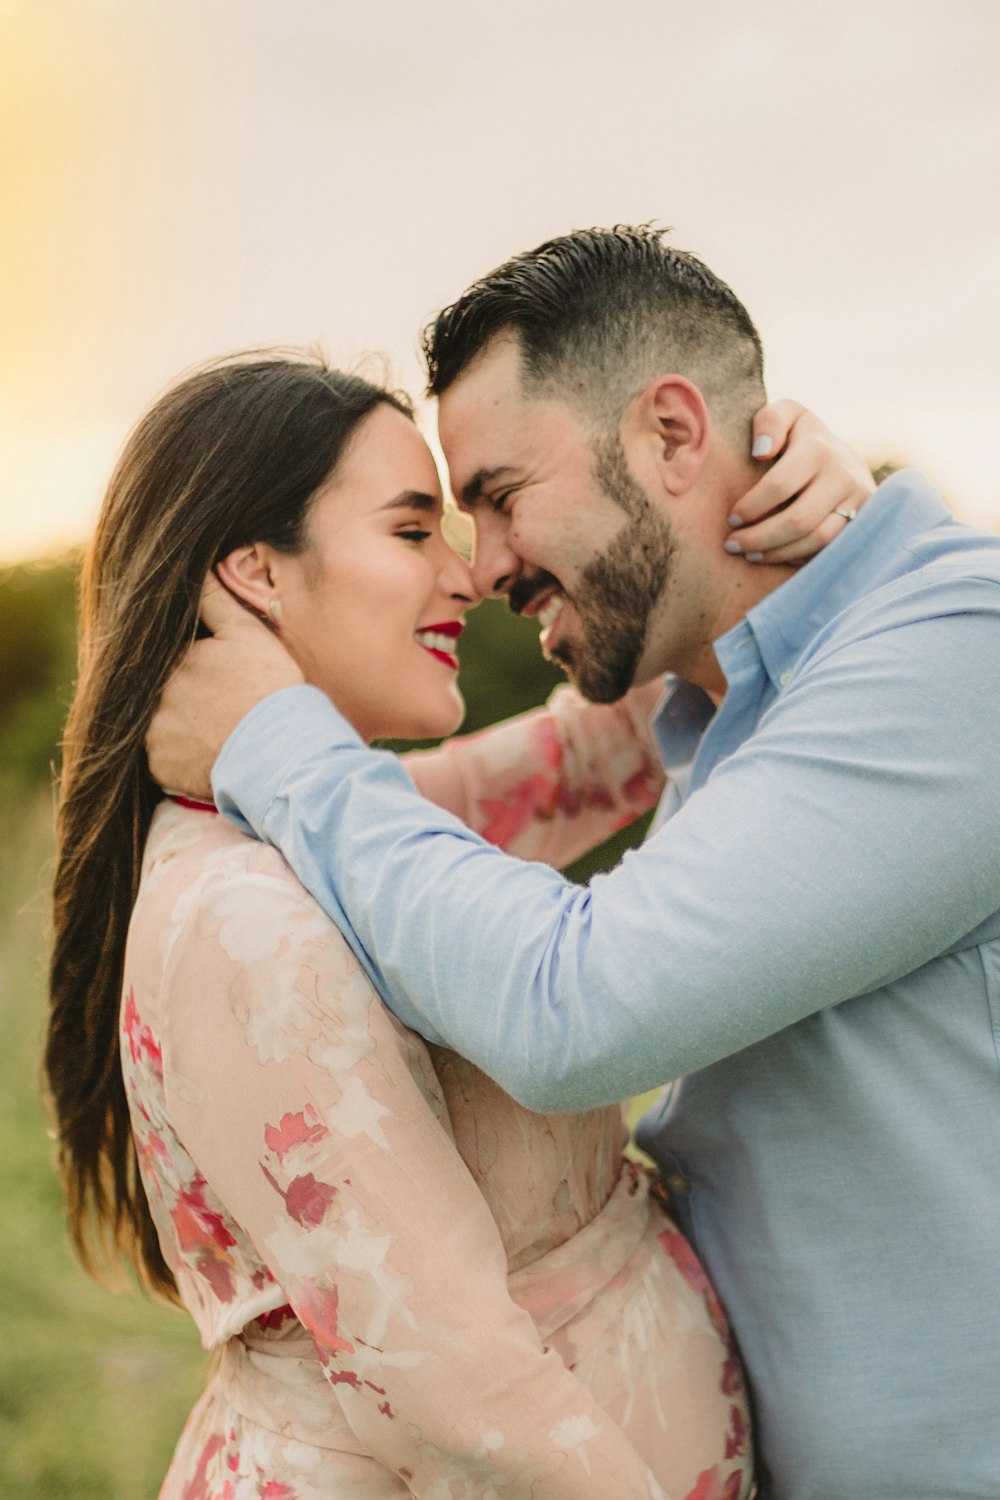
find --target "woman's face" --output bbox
[273,404,479,743]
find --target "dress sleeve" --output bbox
[160,851,665,1500]
[404,681,665,868]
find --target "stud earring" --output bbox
[268,597,283,623]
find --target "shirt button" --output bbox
[779,670,791,686]
[665,1171,690,1194]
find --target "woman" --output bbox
[47,353,863,1499]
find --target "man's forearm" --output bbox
[215,581,1000,1110]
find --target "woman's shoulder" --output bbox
[132,801,369,1016]
[143,797,290,870]
[142,799,324,913]
[130,802,448,1122]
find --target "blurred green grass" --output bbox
[0,794,206,1499]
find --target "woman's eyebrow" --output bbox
[378,490,440,513]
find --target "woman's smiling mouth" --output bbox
[414,620,464,669]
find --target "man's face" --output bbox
[437,339,676,702]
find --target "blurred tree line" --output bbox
[0,554,649,872]
[0,556,79,802]
[0,553,567,792]
[0,460,912,807]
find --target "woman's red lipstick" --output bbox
[415,620,464,669]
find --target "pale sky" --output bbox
[1,0,998,562]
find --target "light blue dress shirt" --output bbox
[215,473,1000,1498]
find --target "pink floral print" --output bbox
[405,680,666,866]
[122,683,750,1499]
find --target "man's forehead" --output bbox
[436,336,592,500]
[437,342,523,432]
[436,348,528,490]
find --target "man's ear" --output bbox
[216,544,278,617]
[627,375,709,497]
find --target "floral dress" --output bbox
[120,684,752,1500]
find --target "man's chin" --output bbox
[543,633,577,678]
[547,639,632,705]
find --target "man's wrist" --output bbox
[212,684,362,836]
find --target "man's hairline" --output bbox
[436,328,638,442]
[435,325,762,465]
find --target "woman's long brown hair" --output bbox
[46,353,410,1297]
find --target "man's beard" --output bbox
[547,438,676,703]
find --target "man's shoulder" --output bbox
[903,512,1000,581]
[815,525,1000,656]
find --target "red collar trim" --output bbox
[167,794,219,814]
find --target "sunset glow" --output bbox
[2,0,998,564]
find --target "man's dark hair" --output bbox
[422,224,766,441]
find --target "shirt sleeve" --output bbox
[213,572,1000,1113]
[402,681,665,867]
[161,858,666,1500]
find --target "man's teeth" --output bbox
[415,631,457,653]
[538,594,566,631]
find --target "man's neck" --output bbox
[662,549,795,703]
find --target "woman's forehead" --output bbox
[319,406,443,514]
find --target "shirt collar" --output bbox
[716,469,953,692]
[651,676,715,770]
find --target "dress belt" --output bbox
[214,1326,372,1455]
[507,1160,668,1341]
[214,1161,671,1449]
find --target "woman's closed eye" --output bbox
[397,527,433,543]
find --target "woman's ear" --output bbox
[216,545,277,617]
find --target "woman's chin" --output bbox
[366,692,466,745]
[406,699,467,742]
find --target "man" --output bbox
[150,228,1000,1497]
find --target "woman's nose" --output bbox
[439,540,482,608]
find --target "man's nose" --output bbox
[469,522,521,600]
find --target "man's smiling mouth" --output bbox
[537,593,565,632]
[508,575,570,653]
[536,592,569,652]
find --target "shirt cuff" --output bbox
[212,684,361,838]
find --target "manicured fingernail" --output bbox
[745,551,764,563]
[751,435,774,458]
[724,538,742,555]
[727,513,744,529]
